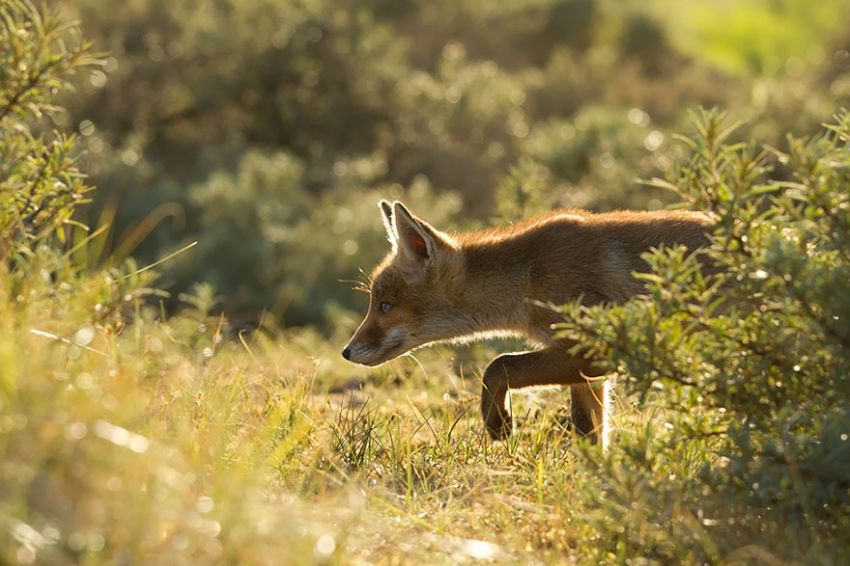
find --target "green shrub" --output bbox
[522,106,679,211]
[58,0,786,325]
[559,108,850,562]
[182,149,463,327]
[0,0,97,264]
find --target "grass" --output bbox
[5,191,848,566]
[1,265,638,564]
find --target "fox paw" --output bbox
[481,378,511,440]
[482,403,512,440]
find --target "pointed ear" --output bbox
[392,201,437,265]
[378,200,397,248]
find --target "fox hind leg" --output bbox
[570,381,609,448]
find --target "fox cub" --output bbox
[343,201,711,445]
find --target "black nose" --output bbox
[341,347,351,360]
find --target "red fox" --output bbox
[343,201,712,445]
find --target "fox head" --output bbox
[342,201,466,366]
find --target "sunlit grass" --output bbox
[5,238,846,563]
[650,0,850,75]
[0,260,624,564]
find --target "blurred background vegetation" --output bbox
[58,0,850,329]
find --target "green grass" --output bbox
[649,0,850,75]
[1,266,636,564]
[7,250,835,564]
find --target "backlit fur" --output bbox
[344,201,712,443]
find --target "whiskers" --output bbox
[401,350,429,380]
[339,268,372,295]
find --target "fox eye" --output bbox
[379,301,393,313]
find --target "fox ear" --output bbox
[392,201,437,265]
[378,200,397,248]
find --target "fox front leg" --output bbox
[480,348,607,441]
[481,356,513,440]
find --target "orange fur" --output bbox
[343,201,712,444]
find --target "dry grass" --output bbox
[0,266,622,564]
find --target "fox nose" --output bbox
[341,347,351,360]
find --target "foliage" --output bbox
[653,0,850,75]
[0,3,313,563]
[59,0,850,325]
[5,2,850,565]
[0,0,97,263]
[556,108,850,562]
[182,149,462,326]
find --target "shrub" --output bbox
[559,108,850,562]
[182,150,463,327]
[0,0,96,264]
[59,0,781,326]
[522,107,677,211]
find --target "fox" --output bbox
[342,200,712,445]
